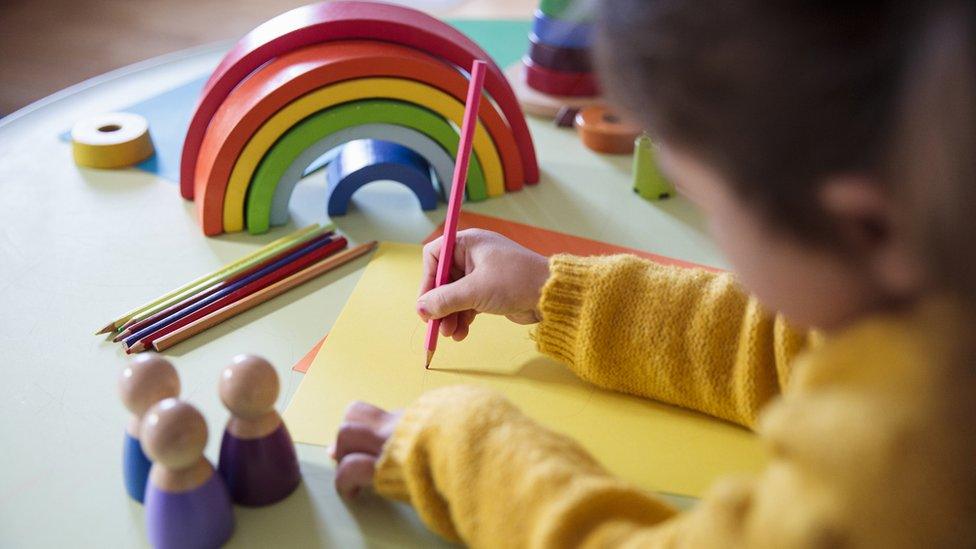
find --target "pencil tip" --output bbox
[95,324,113,335]
[112,331,129,343]
[425,350,434,369]
[127,342,145,354]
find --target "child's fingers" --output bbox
[419,237,444,298]
[451,310,477,341]
[440,312,459,337]
[334,422,386,461]
[419,232,478,298]
[335,453,376,499]
[342,401,390,430]
[417,276,482,321]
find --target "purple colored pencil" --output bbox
[123,235,337,348]
[115,231,335,340]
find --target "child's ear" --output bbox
[819,176,925,297]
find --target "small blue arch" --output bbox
[325,139,439,216]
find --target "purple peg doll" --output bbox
[217,355,301,506]
[142,399,234,549]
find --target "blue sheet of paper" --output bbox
[60,19,531,185]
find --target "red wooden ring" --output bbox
[522,57,599,98]
[180,0,539,200]
[527,33,592,73]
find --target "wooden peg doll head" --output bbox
[219,355,279,419]
[119,353,180,435]
[219,355,281,438]
[141,398,208,471]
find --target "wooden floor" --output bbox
[0,0,534,115]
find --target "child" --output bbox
[330,1,976,546]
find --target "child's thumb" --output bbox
[417,279,480,320]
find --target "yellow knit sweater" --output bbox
[374,255,976,547]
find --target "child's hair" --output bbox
[893,1,976,309]
[894,3,976,500]
[594,1,926,245]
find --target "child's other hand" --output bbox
[417,229,550,340]
[330,401,401,499]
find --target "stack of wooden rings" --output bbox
[523,1,597,98]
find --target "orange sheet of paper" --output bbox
[432,211,717,269]
[285,242,762,498]
[292,335,327,373]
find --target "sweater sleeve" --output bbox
[373,386,790,548]
[374,385,678,546]
[534,254,813,427]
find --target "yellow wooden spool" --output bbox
[71,113,154,169]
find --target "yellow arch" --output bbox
[223,77,506,232]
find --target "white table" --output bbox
[0,36,720,548]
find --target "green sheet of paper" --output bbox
[284,242,765,497]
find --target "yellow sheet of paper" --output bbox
[285,242,766,497]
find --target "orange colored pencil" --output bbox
[148,241,377,352]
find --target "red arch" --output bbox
[181,0,539,199]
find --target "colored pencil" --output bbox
[114,224,335,334]
[113,230,335,341]
[120,233,343,348]
[125,236,348,352]
[424,60,488,369]
[95,223,327,334]
[122,234,343,348]
[150,241,377,352]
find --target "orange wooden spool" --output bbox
[574,106,642,155]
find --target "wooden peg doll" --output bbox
[217,354,301,506]
[118,353,180,503]
[141,398,234,549]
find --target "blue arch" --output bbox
[325,140,439,216]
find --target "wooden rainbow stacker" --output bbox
[180,0,540,236]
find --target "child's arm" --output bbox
[335,386,679,545]
[418,230,814,429]
[536,254,814,427]
[334,385,829,547]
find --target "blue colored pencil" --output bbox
[114,230,335,341]
[122,234,338,348]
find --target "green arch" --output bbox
[246,99,488,234]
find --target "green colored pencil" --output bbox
[115,224,337,332]
[95,224,329,334]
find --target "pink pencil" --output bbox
[425,59,488,369]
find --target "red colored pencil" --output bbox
[114,231,336,341]
[150,241,377,352]
[126,237,348,353]
[424,60,488,369]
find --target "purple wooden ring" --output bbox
[528,33,592,73]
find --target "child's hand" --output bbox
[417,229,550,340]
[330,401,401,499]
